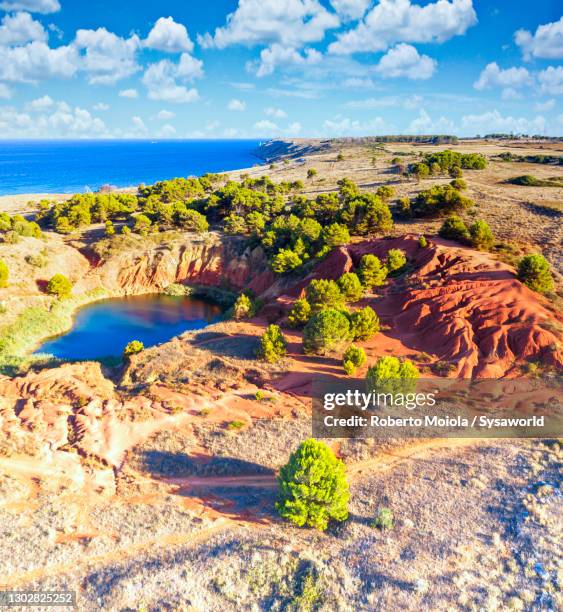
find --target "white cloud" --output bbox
[347,94,422,109]
[0,0,60,13]
[329,0,370,21]
[119,88,138,98]
[323,114,393,135]
[144,16,194,53]
[27,94,53,110]
[265,106,287,118]
[74,27,141,85]
[515,17,563,60]
[254,119,278,131]
[157,123,176,137]
[251,43,322,77]
[408,108,455,134]
[157,109,175,120]
[142,53,203,104]
[329,0,477,54]
[461,109,546,135]
[473,62,533,91]
[228,98,246,111]
[0,11,47,46]
[199,0,339,49]
[0,84,11,98]
[342,76,375,89]
[253,118,302,135]
[538,66,563,96]
[230,81,255,90]
[0,41,77,82]
[93,102,109,111]
[375,43,436,79]
[501,87,521,101]
[288,121,302,134]
[132,116,147,132]
[534,99,555,112]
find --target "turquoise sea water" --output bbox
[0,139,262,195]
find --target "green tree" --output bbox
[518,254,554,294]
[272,248,303,274]
[276,439,350,531]
[386,249,407,273]
[303,308,351,355]
[366,356,419,395]
[439,215,469,242]
[450,178,467,191]
[375,185,395,201]
[55,216,73,234]
[123,340,144,357]
[349,306,380,341]
[412,162,430,181]
[321,223,350,248]
[176,209,209,233]
[288,298,312,328]
[343,344,366,376]
[257,324,287,363]
[336,152,345,161]
[359,254,387,290]
[233,293,254,320]
[46,273,73,298]
[0,259,8,288]
[105,220,115,236]
[307,168,318,180]
[418,235,428,248]
[306,279,344,313]
[134,214,151,236]
[449,165,463,178]
[469,220,494,250]
[337,272,363,302]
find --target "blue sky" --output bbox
[0,0,561,138]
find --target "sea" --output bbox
[0,139,263,195]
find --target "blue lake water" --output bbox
[36,294,224,360]
[0,139,262,195]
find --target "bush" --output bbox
[343,344,366,375]
[321,223,350,248]
[366,356,419,395]
[105,220,115,236]
[449,166,463,178]
[349,306,380,341]
[450,178,467,191]
[276,439,349,530]
[306,279,344,313]
[371,507,394,530]
[46,274,72,298]
[359,254,388,290]
[123,340,144,357]
[272,248,303,274]
[307,168,318,179]
[376,185,395,201]
[0,259,8,288]
[518,254,554,294]
[303,309,352,355]
[408,184,473,218]
[177,209,209,233]
[233,293,254,319]
[288,298,311,328]
[469,220,494,250]
[134,214,151,235]
[337,272,363,302]
[386,249,407,273]
[418,235,427,248]
[439,215,469,242]
[257,324,287,363]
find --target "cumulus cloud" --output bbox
[0,11,47,46]
[461,109,546,135]
[131,116,147,131]
[473,62,533,91]
[93,102,109,111]
[157,123,176,137]
[323,114,393,136]
[228,98,246,111]
[408,108,455,134]
[264,106,287,118]
[198,0,339,49]
[157,109,175,120]
[144,16,194,53]
[329,0,370,21]
[534,99,555,112]
[253,118,302,135]
[251,43,322,77]
[515,17,563,61]
[538,66,563,96]
[0,84,11,98]
[0,41,77,82]
[347,94,422,110]
[74,28,141,85]
[142,53,203,103]
[0,0,60,13]
[329,0,477,54]
[375,43,436,79]
[27,94,54,110]
[119,88,138,98]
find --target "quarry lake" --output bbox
[36,294,224,360]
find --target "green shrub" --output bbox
[371,507,394,530]
[164,283,190,296]
[418,235,427,248]
[121,225,131,235]
[176,209,209,233]
[439,215,469,242]
[233,293,254,320]
[0,259,8,288]
[337,272,363,302]
[349,306,380,341]
[469,220,494,250]
[386,249,407,273]
[321,223,350,248]
[227,420,245,430]
[123,340,144,357]
[134,214,151,235]
[46,274,72,298]
[449,166,463,178]
[303,309,352,355]
[359,254,387,290]
[517,254,554,294]
[366,356,419,395]
[257,324,287,363]
[307,168,318,179]
[407,184,473,218]
[105,220,115,236]
[255,390,264,401]
[343,344,366,375]
[25,250,48,268]
[288,298,312,328]
[276,439,349,530]
[450,178,467,191]
[376,185,396,201]
[306,279,344,313]
[272,248,303,273]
